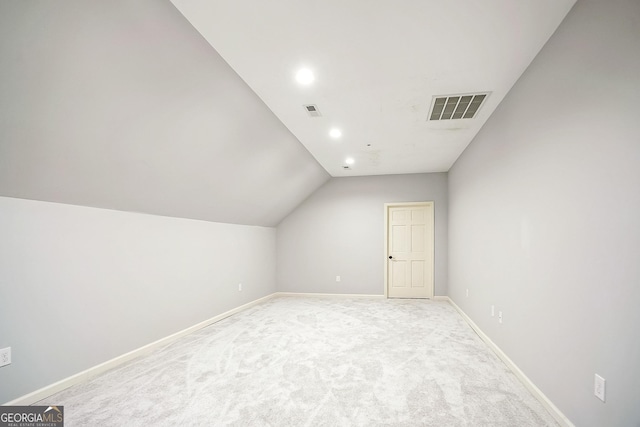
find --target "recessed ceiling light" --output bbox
[345,157,355,165]
[295,68,314,85]
[329,128,342,139]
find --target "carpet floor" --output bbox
[38,296,559,426]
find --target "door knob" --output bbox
[388,256,393,259]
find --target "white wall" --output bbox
[448,0,640,425]
[277,173,447,296]
[0,196,276,404]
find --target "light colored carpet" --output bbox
[38,296,558,426]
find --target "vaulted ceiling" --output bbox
[0,1,574,226]
[0,1,328,227]
[171,0,575,176]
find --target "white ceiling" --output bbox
[171,0,575,177]
[0,1,577,227]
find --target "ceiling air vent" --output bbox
[429,93,488,121]
[303,104,322,117]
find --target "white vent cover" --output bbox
[429,93,489,121]
[303,104,322,117]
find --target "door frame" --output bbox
[384,201,435,299]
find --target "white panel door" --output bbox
[386,203,434,298]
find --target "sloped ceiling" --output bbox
[0,0,329,227]
[171,0,575,176]
[0,1,575,226]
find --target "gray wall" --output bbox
[0,196,276,404]
[448,0,640,425]
[277,173,447,296]
[0,1,328,227]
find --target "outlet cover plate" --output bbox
[594,374,606,402]
[0,347,11,367]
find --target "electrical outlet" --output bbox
[336,276,341,282]
[491,305,495,317]
[465,289,469,297]
[238,283,242,292]
[0,347,11,367]
[594,374,606,402]
[498,311,503,324]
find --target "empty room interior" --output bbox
[1,0,639,426]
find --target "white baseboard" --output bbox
[5,291,388,405]
[277,292,448,300]
[7,290,570,427]
[275,292,385,299]
[4,293,277,406]
[442,296,574,427]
